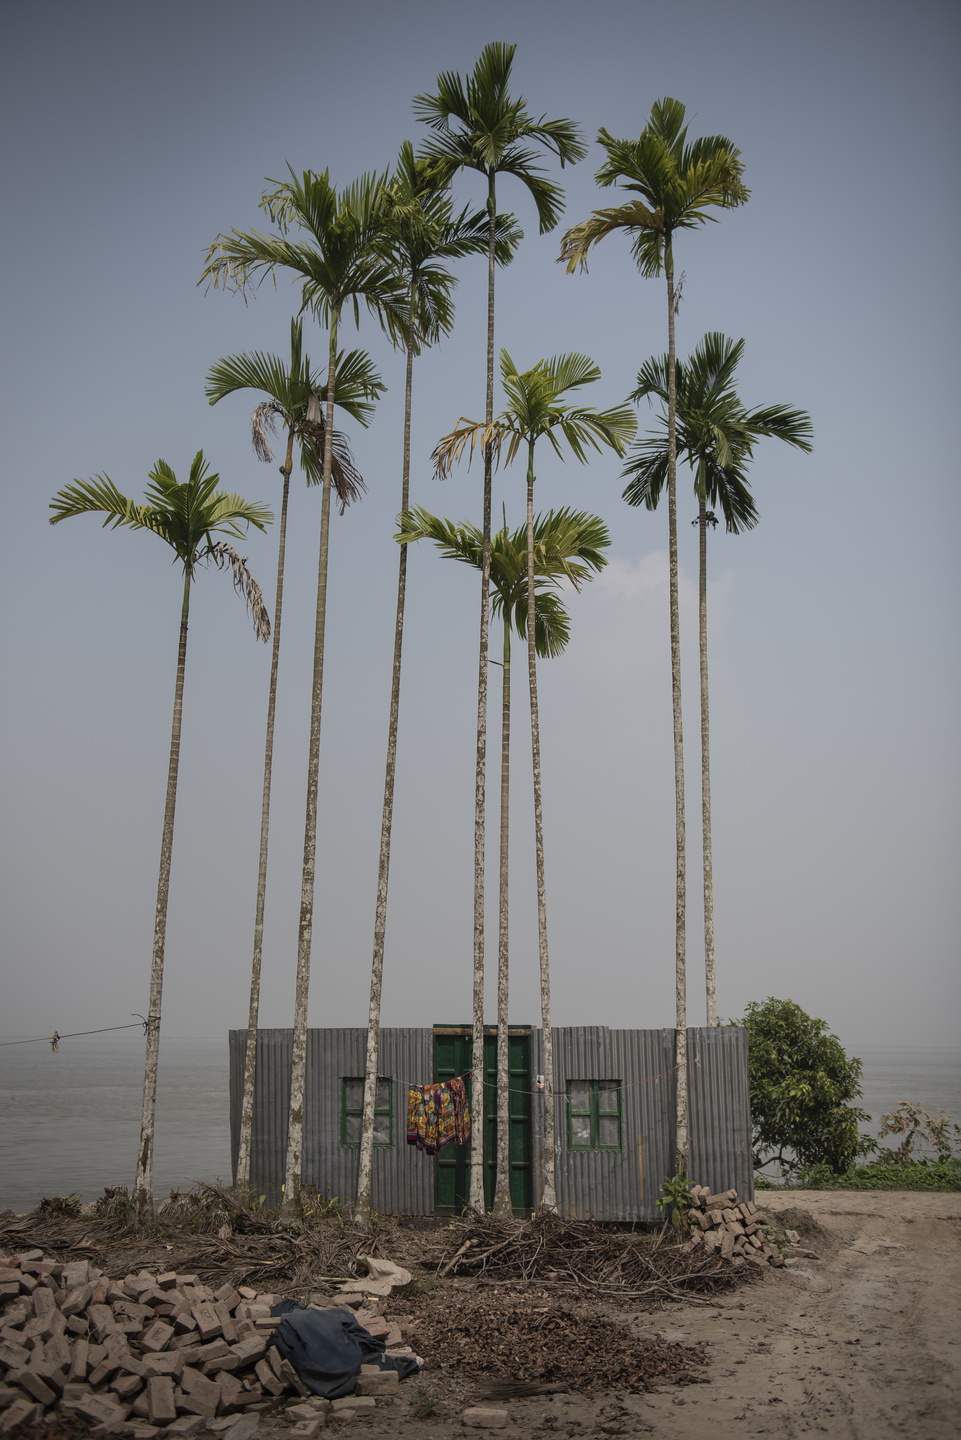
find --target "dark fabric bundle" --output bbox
[268,1302,419,1398]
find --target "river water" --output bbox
[0,1035,958,1214]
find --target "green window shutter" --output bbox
[340,1077,393,1148]
[566,1080,622,1151]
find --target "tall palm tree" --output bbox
[396,507,610,1214]
[354,145,518,1225]
[623,333,812,1025]
[202,168,405,1207]
[49,454,271,1216]
[416,45,586,1212]
[559,101,748,1174]
[206,319,383,1191]
[434,353,634,1210]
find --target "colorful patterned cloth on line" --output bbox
[406,1077,472,1154]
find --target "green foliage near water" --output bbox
[788,1158,961,1191]
[738,998,873,1175]
[758,1099,961,1191]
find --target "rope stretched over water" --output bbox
[0,1016,153,1050]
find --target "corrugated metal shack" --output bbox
[228,1025,752,1221]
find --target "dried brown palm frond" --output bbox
[432,418,516,481]
[208,543,271,642]
[251,401,282,464]
[301,417,367,514]
[249,400,366,514]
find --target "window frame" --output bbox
[566,1079,623,1152]
[340,1076,393,1149]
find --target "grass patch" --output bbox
[399,1273,444,1298]
[783,1157,961,1192]
[35,1193,82,1218]
[410,1388,436,1418]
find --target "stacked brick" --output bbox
[684,1187,785,1268]
[0,1246,406,1434]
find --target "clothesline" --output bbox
[0,1017,152,1050]
[397,1063,680,1100]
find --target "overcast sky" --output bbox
[1,0,958,1058]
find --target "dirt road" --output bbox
[587,1190,961,1440]
[250,1190,960,1439]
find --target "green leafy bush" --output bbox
[737,998,872,1175]
[790,1157,961,1191]
[657,1175,694,1229]
[876,1102,961,1163]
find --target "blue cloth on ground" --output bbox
[268,1301,419,1398]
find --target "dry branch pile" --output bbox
[0,1189,391,1294]
[431,1212,749,1302]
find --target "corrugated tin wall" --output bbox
[688,1025,754,1202]
[551,1027,677,1222]
[228,1028,434,1213]
[229,1025,752,1219]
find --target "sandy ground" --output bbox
[290,1191,960,1440]
[607,1191,961,1440]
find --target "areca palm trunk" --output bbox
[492,607,513,1217]
[236,432,294,1190]
[664,233,689,1176]
[526,455,557,1211]
[468,174,498,1214]
[134,571,192,1216]
[355,308,417,1226]
[285,314,340,1209]
[697,496,717,1027]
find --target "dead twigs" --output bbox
[433,1212,746,1303]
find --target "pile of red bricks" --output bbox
[684,1187,786,1267]
[0,1246,404,1434]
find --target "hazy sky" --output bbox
[2,0,958,1058]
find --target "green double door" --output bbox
[432,1025,533,1216]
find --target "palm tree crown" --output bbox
[206,318,383,509]
[414,42,586,231]
[201,166,409,335]
[396,506,610,643]
[622,332,813,523]
[559,98,748,275]
[434,350,636,479]
[376,142,519,353]
[50,451,273,599]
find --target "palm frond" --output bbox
[398,506,607,656]
[250,401,282,463]
[50,453,272,579]
[413,42,584,233]
[49,475,151,531]
[207,542,271,641]
[432,419,519,480]
[624,333,811,529]
[559,103,747,278]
